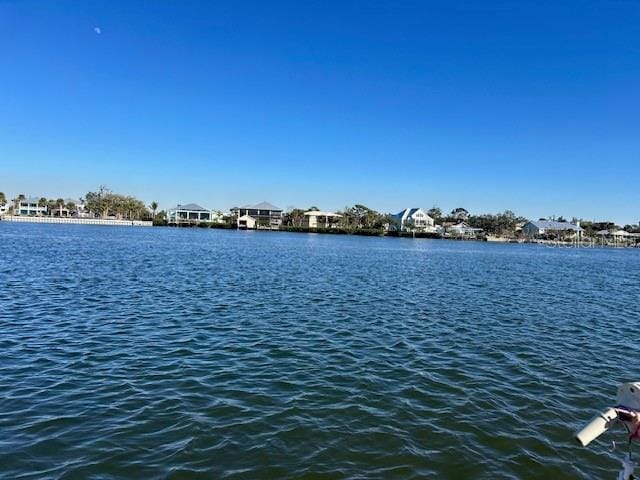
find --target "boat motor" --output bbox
[575,382,640,480]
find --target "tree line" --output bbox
[284,204,530,235]
[2,187,157,221]
[84,186,150,220]
[3,188,637,234]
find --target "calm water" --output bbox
[1,223,639,479]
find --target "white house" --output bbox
[237,214,257,229]
[16,197,47,216]
[522,220,582,237]
[65,198,87,217]
[446,222,483,237]
[167,203,218,225]
[392,208,436,232]
[302,210,342,229]
[231,202,283,229]
[0,202,8,216]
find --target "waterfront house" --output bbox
[66,198,87,217]
[230,202,283,229]
[446,222,483,238]
[167,203,217,225]
[0,202,8,217]
[392,208,437,232]
[302,210,342,229]
[16,197,47,216]
[439,222,484,239]
[48,199,82,217]
[522,220,582,238]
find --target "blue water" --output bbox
[1,223,639,479]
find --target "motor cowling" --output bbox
[575,382,640,447]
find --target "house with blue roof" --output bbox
[392,208,437,233]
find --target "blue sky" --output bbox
[1,1,638,223]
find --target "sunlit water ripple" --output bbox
[1,223,639,479]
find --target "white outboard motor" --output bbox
[575,382,640,480]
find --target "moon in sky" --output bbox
[94,27,102,34]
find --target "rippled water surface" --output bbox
[1,223,640,479]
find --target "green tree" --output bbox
[338,204,386,230]
[12,194,26,214]
[427,207,443,222]
[65,201,76,217]
[150,201,158,219]
[468,210,527,236]
[55,198,65,217]
[38,197,48,216]
[286,208,306,227]
[0,192,6,204]
[449,207,470,222]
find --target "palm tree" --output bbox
[65,202,76,217]
[14,194,25,213]
[56,198,64,217]
[150,201,158,219]
[38,197,48,216]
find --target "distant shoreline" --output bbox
[3,215,638,249]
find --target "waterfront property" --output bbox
[48,198,83,217]
[444,222,484,238]
[167,203,219,226]
[231,202,283,229]
[392,208,437,232]
[595,229,640,246]
[16,197,47,216]
[0,202,8,217]
[522,220,583,238]
[237,214,257,229]
[302,210,342,229]
[62,198,87,217]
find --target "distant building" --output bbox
[0,202,8,216]
[522,220,582,237]
[16,197,47,216]
[167,203,217,225]
[597,229,637,239]
[72,199,89,217]
[64,198,86,217]
[392,208,437,232]
[302,210,342,229]
[446,222,483,237]
[237,214,256,229]
[231,202,283,229]
[48,198,82,217]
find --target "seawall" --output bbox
[0,215,152,227]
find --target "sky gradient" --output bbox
[1,1,638,223]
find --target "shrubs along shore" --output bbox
[158,219,443,239]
